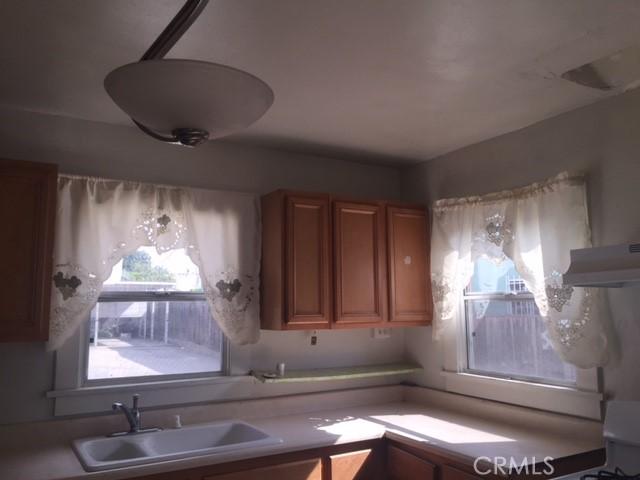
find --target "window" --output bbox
[463,256,576,385]
[85,246,227,384]
[439,254,601,419]
[431,174,603,418]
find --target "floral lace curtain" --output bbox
[48,175,260,351]
[431,172,609,368]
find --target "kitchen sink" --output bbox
[73,420,282,472]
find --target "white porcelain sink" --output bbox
[73,421,282,472]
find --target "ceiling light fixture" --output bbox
[104,0,274,147]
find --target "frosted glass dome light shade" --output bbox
[104,59,274,143]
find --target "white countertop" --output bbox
[0,387,605,480]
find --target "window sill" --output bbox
[440,370,603,420]
[47,375,256,417]
[47,374,254,398]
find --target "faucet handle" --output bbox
[132,394,140,410]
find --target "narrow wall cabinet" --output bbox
[261,191,332,330]
[0,158,57,342]
[386,206,432,324]
[333,201,387,326]
[260,190,431,330]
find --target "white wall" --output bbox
[0,106,406,424]
[401,87,640,402]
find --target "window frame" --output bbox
[50,289,254,418]
[82,290,230,387]
[440,258,603,420]
[461,287,577,388]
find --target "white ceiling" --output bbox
[1,0,639,164]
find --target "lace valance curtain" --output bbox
[48,175,260,351]
[431,172,609,368]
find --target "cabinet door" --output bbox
[0,159,56,342]
[387,445,437,480]
[286,195,331,327]
[387,207,431,324]
[442,464,482,480]
[328,448,383,480]
[333,202,387,325]
[203,458,322,480]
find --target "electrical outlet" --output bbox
[371,327,391,339]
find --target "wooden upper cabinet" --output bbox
[0,159,57,342]
[333,201,387,325]
[261,191,331,330]
[260,190,431,330]
[286,195,331,326]
[387,206,432,325]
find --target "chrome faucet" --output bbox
[110,394,161,437]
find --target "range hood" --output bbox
[563,243,640,288]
